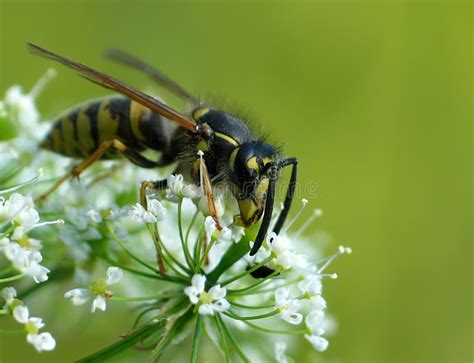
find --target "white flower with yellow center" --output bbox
[184,274,230,316]
[64,267,123,313]
[274,287,303,325]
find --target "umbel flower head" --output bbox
[0,70,351,361]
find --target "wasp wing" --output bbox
[105,48,199,105]
[27,43,198,133]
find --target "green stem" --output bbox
[147,223,191,276]
[213,315,231,363]
[0,274,23,283]
[197,238,217,272]
[0,266,14,277]
[190,314,203,363]
[178,200,194,269]
[111,290,181,302]
[99,255,187,284]
[219,256,274,287]
[227,271,279,295]
[76,320,166,363]
[186,210,199,244]
[106,222,159,274]
[217,314,250,362]
[229,300,275,309]
[244,321,306,335]
[224,309,279,321]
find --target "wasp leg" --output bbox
[139,179,168,209]
[35,139,159,204]
[198,154,222,230]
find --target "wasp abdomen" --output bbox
[41,96,177,160]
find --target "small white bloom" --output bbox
[265,232,295,270]
[167,174,201,200]
[27,331,56,352]
[306,309,325,332]
[129,199,166,223]
[184,274,206,304]
[310,295,327,311]
[305,334,329,352]
[184,274,230,315]
[298,274,322,297]
[274,287,303,325]
[64,267,122,313]
[1,286,17,305]
[230,224,245,243]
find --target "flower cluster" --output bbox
[0,70,351,361]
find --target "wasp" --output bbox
[28,43,298,258]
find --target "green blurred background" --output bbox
[0,0,472,362]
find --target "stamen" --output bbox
[33,219,65,228]
[0,169,44,195]
[295,208,323,236]
[317,245,352,273]
[281,199,308,234]
[29,68,56,99]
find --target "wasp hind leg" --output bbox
[35,139,159,204]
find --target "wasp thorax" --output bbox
[231,142,277,227]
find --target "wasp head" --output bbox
[231,142,279,227]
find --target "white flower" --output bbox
[3,243,50,283]
[298,275,322,297]
[167,174,201,200]
[129,199,166,223]
[1,286,17,305]
[265,232,295,270]
[310,295,327,311]
[274,287,303,325]
[305,334,329,352]
[306,310,325,333]
[64,267,123,313]
[184,274,230,316]
[184,274,206,304]
[4,69,55,134]
[27,332,56,352]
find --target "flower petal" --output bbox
[106,267,123,285]
[13,305,29,324]
[191,274,206,293]
[91,295,107,313]
[208,285,226,300]
[64,288,91,305]
[198,303,215,316]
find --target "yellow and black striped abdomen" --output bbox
[41,96,177,160]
